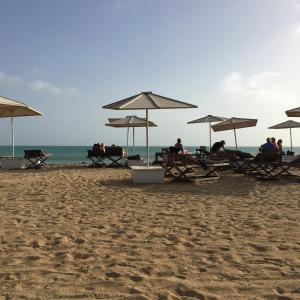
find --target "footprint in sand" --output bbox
[73,252,90,259]
[25,255,41,262]
[74,238,85,244]
[129,275,144,283]
[106,271,122,279]
[175,284,206,299]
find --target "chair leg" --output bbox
[26,158,41,169]
[276,166,293,177]
[107,156,122,167]
[88,157,105,167]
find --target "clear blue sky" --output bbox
[0,0,299,147]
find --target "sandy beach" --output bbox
[0,166,299,299]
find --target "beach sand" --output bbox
[0,166,299,299]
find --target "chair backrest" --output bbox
[235,151,254,159]
[105,146,124,156]
[24,149,45,158]
[261,150,281,163]
[87,149,105,157]
[208,151,234,161]
[162,147,170,154]
[169,146,180,154]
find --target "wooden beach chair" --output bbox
[24,149,52,169]
[276,155,300,178]
[87,149,106,167]
[246,150,284,180]
[195,146,210,159]
[230,151,255,172]
[104,146,125,167]
[87,146,125,167]
[156,151,229,181]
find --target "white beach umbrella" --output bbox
[187,115,226,149]
[105,115,157,155]
[0,96,43,156]
[286,107,300,117]
[103,91,197,166]
[211,117,258,150]
[268,120,300,152]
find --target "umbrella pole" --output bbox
[126,127,129,156]
[209,121,212,149]
[290,127,293,152]
[11,116,15,157]
[133,127,135,155]
[146,109,149,167]
[234,128,237,150]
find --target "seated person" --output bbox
[174,138,184,153]
[271,137,279,151]
[100,143,106,152]
[260,138,275,151]
[211,140,226,152]
[277,139,285,155]
[92,143,105,154]
[92,143,101,151]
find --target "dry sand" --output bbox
[0,166,299,300]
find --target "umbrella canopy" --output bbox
[0,95,43,156]
[187,115,226,148]
[106,115,157,128]
[268,120,300,151]
[103,91,197,166]
[105,115,157,155]
[211,117,258,150]
[0,96,42,117]
[286,107,300,117]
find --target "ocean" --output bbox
[1,145,299,165]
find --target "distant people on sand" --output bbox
[211,140,226,152]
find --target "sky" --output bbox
[0,0,300,147]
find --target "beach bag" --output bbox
[127,155,141,160]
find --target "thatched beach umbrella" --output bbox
[269,120,300,152]
[105,115,157,155]
[0,96,43,156]
[211,117,258,150]
[286,107,300,117]
[187,115,226,149]
[103,91,197,166]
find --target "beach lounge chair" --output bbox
[103,146,125,167]
[195,146,210,159]
[246,150,284,180]
[87,146,125,167]
[276,155,300,178]
[155,150,229,181]
[208,150,237,162]
[24,149,52,169]
[230,151,255,172]
[87,149,106,167]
